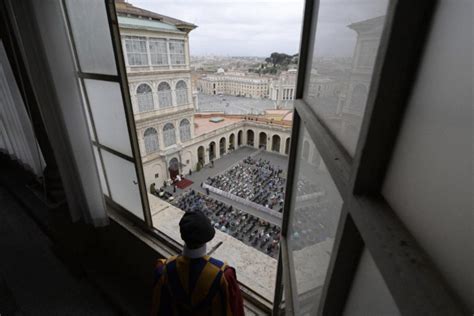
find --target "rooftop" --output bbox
[194,115,244,136]
[118,16,182,33]
[115,0,197,32]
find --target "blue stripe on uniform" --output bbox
[166,260,191,307]
[208,257,224,269]
[188,258,208,295]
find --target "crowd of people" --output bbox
[205,157,286,212]
[174,190,281,259]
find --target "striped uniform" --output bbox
[151,255,244,316]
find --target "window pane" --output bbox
[303,0,389,155]
[84,79,133,156]
[101,149,144,220]
[169,40,185,65]
[149,38,168,65]
[287,123,343,314]
[92,145,109,196]
[64,0,117,75]
[124,36,149,66]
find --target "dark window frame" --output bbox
[275,0,467,315]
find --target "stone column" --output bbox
[279,135,286,155]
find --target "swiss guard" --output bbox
[151,210,244,315]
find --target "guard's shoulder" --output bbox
[207,256,228,271]
[165,255,179,264]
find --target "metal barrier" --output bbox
[202,183,282,219]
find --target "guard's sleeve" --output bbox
[151,259,169,316]
[223,266,245,316]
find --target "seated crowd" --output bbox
[205,157,286,212]
[174,190,281,259]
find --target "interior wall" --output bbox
[382,0,473,311]
[343,248,400,316]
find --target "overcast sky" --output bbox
[128,0,387,57]
[128,0,304,57]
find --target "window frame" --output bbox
[274,0,466,315]
[179,118,191,143]
[143,127,159,154]
[136,83,154,112]
[175,80,188,105]
[168,39,185,65]
[148,37,168,66]
[163,122,176,147]
[157,81,173,108]
[123,35,148,66]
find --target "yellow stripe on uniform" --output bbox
[191,257,221,306]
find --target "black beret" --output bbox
[179,211,215,247]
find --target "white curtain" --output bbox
[0,41,44,177]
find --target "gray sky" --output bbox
[128,0,305,57]
[128,0,387,58]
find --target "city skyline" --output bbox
[127,0,386,58]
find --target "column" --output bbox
[175,119,181,144]
[279,135,285,155]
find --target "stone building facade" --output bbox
[116,2,305,190]
[197,71,270,99]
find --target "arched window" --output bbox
[158,82,172,108]
[136,84,154,112]
[143,128,159,154]
[179,119,191,142]
[175,80,188,105]
[163,123,176,147]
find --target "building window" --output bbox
[179,119,191,142]
[149,38,168,65]
[175,80,188,105]
[144,127,159,154]
[136,83,154,112]
[124,36,148,66]
[169,40,185,65]
[163,123,176,147]
[158,82,172,108]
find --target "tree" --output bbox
[265,52,292,67]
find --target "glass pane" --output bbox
[287,123,343,314]
[78,82,96,141]
[84,79,133,156]
[92,145,109,197]
[303,0,389,155]
[65,0,117,75]
[101,149,144,220]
